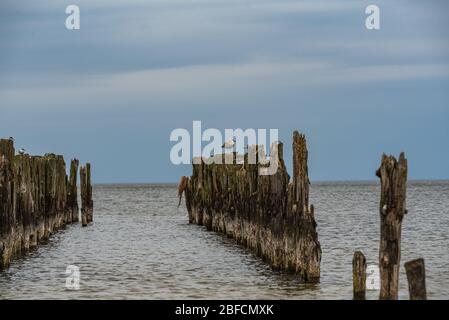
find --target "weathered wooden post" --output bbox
[352,251,367,300]
[80,165,87,226]
[292,131,309,210]
[289,131,321,282]
[0,139,15,270]
[67,159,79,222]
[80,163,93,226]
[405,258,427,300]
[376,153,408,300]
[86,163,93,223]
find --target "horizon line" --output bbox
[90,178,449,186]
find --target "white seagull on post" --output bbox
[222,137,236,150]
[18,148,26,155]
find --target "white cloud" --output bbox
[2,59,448,112]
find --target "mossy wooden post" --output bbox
[80,166,87,226]
[405,258,426,300]
[376,153,408,300]
[67,159,79,222]
[43,154,68,235]
[86,163,93,223]
[80,163,93,226]
[0,139,15,270]
[291,131,309,211]
[289,131,321,282]
[352,251,367,300]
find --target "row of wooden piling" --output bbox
[0,139,93,270]
[181,130,427,299]
[352,153,427,300]
[182,131,321,283]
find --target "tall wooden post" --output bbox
[352,251,367,300]
[0,139,15,270]
[292,131,309,210]
[405,258,427,300]
[80,164,93,227]
[67,159,79,222]
[376,153,408,300]
[86,163,93,223]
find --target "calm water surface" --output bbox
[0,182,448,299]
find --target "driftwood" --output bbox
[0,139,90,270]
[405,258,426,300]
[376,153,408,300]
[352,251,367,300]
[184,131,321,282]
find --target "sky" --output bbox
[0,0,448,183]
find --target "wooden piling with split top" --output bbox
[376,153,408,300]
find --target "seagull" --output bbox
[18,148,25,155]
[222,137,236,149]
[8,137,14,142]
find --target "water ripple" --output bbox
[0,182,448,299]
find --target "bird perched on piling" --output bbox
[222,137,236,149]
[18,148,26,155]
[8,137,14,142]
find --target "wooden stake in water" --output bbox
[376,153,408,300]
[67,159,79,223]
[405,258,427,300]
[352,251,367,300]
[80,163,93,227]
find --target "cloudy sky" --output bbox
[0,0,448,183]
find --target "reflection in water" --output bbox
[0,182,448,299]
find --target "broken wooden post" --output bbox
[405,258,427,300]
[80,163,93,226]
[184,130,321,282]
[288,132,321,282]
[376,152,408,300]
[352,251,367,300]
[67,159,79,222]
